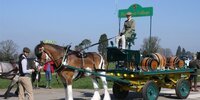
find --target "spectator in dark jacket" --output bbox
[189,52,200,92]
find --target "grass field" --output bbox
[0,73,113,89]
[0,63,116,89]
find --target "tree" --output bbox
[158,48,173,57]
[81,39,91,49]
[75,39,91,51]
[182,48,186,56]
[176,46,182,57]
[141,36,161,55]
[165,48,173,57]
[98,33,108,60]
[0,40,18,61]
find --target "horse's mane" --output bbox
[35,42,66,57]
[44,43,64,50]
[35,42,98,59]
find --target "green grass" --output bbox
[0,73,113,89]
[0,79,11,89]
[35,73,113,89]
[0,63,116,89]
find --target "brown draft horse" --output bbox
[35,41,110,100]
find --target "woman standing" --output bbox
[43,61,54,89]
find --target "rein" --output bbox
[80,35,117,51]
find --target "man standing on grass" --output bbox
[18,47,35,100]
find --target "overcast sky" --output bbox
[0,0,200,54]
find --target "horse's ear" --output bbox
[64,45,71,50]
[40,41,44,44]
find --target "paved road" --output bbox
[1,88,200,100]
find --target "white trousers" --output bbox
[115,35,126,49]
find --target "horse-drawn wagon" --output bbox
[34,40,195,100]
[106,47,193,100]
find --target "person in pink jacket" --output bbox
[43,61,54,89]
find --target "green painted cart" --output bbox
[106,47,194,100]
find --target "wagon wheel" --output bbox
[113,82,129,99]
[175,79,190,99]
[142,81,159,100]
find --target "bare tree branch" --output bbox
[0,40,18,61]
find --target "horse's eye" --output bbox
[39,47,44,53]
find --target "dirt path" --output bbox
[0,88,114,100]
[1,88,200,100]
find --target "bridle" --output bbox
[38,45,71,72]
[38,47,62,65]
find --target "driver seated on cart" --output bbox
[116,12,136,49]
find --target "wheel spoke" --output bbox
[176,79,190,99]
[146,82,158,99]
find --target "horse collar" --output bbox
[55,46,71,72]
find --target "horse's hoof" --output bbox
[91,98,100,100]
[103,97,111,100]
[91,95,101,100]
[103,95,111,100]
